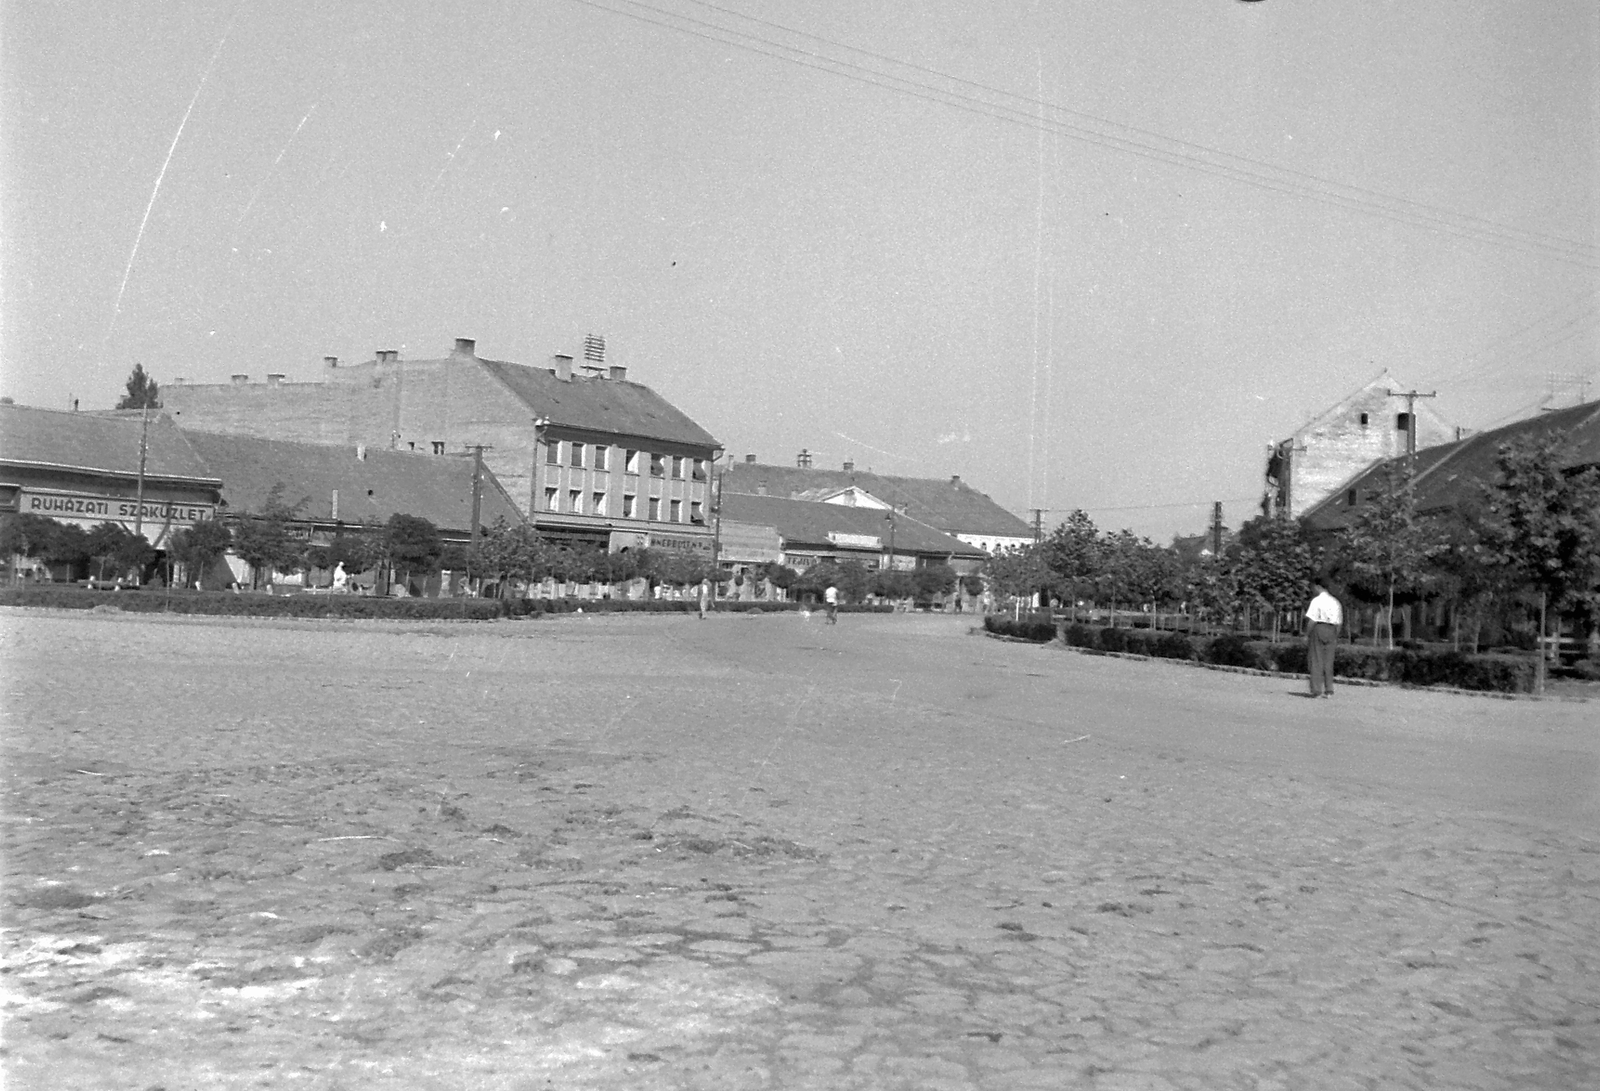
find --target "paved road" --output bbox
[2,609,1596,1090]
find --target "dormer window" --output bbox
[1358,412,1369,427]
[1397,412,1411,433]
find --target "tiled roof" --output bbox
[1304,401,1600,531]
[477,358,720,448]
[0,404,219,483]
[720,463,1031,537]
[181,430,523,534]
[719,492,986,558]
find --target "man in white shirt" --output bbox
[1304,582,1343,698]
[823,583,839,624]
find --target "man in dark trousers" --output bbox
[1303,581,1343,698]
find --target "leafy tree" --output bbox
[913,563,957,604]
[836,559,873,604]
[872,568,917,602]
[329,524,385,574]
[1042,510,1099,619]
[984,543,1051,606]
[1233,515,1317,641]
[232,485,305,588]
[385,513,443,587]
[961,573,985,599]
[116,364,161,409]
[1,513,62,578]
[1338,463,1445,648]
[1428,504,1519,652]
[86,522,137,581]
[763,562,798,591]
[166,520,232,588]
[470,519,544,596]
[1477,435,1600,691]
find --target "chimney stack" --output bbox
[266,373,284,386]
[552,354,573,382]
[744,454,756,463]
[950,474,961,484]
[376,350,398,365]
[843,460,854,472]
[453,337,476,358]
[324,356,338,369]
[608,365,627,381]
[356,445,367,461]
[757,481,768,496]
[231,374,249,384]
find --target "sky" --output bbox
[3,0,1596,541]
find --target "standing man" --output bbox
[697,577,710,620]
[1304,581,1343,698]
[823,582,839,625]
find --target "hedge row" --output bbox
[0,586,898,620]
[984,615,1537,693]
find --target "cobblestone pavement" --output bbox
[2,609,1596,1090]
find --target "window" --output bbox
[623,493,637,518]
[1358,412,1369,427]
[544,487,558,511]
[1396,412,1411,433]
[625,449,639,473]
[569,490,583,514]
[570,443,585,469]
[648,497,660,520]
[649,453,664,477]
[546,440,561,465]
[670,499,682,522]
[432,441,445,455]
[692,458,707,482]
[408,441,416,451]
[593,445,608,471]
[671,455,685,480]
[1347,488,1358,506]
[690,500,704,524]
[592,491,606,515]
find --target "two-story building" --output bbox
[161,337,722,556]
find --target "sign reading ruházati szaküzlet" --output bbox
[21,489,214,532]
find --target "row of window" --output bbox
[546,441,707,481]
[542,488,704,522]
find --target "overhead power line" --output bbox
[567,0,1599,270]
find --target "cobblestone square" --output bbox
[2,609,1596,1089]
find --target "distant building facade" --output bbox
[162,338,722,555]
[1266,373,1458,519]
[0,403,221,552]
[719,455,1033,554]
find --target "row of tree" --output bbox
[982,435,1600,683]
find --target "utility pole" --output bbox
[464,444,493,537]
[133,402,151,542]
[1385,388,1437,459]
[1032,509,1043,543]
[710,457,725,606]
[1211,501,1223,561]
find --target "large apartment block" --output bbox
[162,338,722,553]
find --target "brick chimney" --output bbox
[744,454,756,463]
[231,374,249,384]
[324,356,338,369]
[843,460,854,472]
[552,354,573,382]
[950,475,961,484]
[453,338,476,358]
[266,374,284,386]
[608,365,627,381]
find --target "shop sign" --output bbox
[648,530,713,555]
[826,531,881,549]
[19,488,214,538]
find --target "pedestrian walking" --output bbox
[1304,581,1342,698]
[823,582,839,624]
[697,577,710,620]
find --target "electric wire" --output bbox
[566,0,1597,270]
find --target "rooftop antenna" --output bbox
[579,333,607,374]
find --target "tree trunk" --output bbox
[1385,583,1396,650]
[1537,590,1548,696]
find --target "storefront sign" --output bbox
[19,489,214,541]
[648,530,713,555]
[826,531,882,549]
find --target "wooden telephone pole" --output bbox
[1385,388,1437,459]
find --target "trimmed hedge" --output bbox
[1036,617,1539,694]
[983,614,1058,642]
[0,586,889,621]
